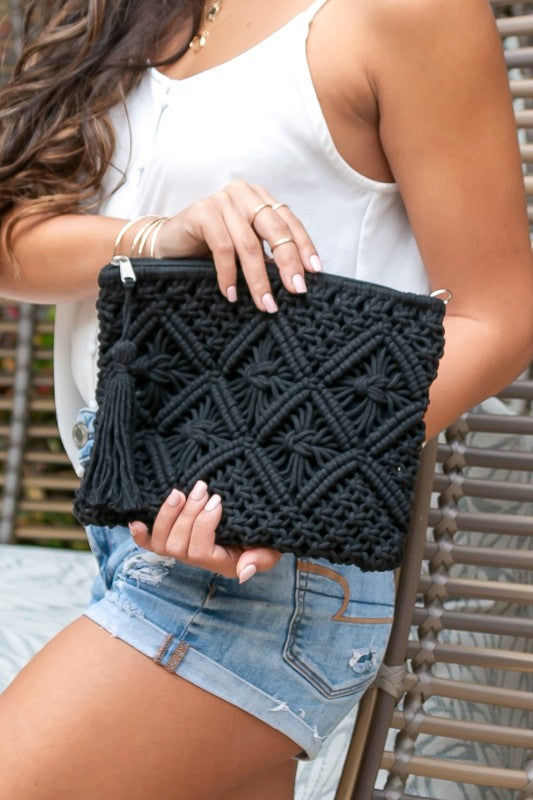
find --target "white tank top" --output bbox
[54,0,430,475]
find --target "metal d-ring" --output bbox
[429,288,453,305]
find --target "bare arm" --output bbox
[0,213,129,303]
[0,188,321,582]
[0,181,319,307]
[365,0,533,440]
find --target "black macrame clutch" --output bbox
[73,257,446,570]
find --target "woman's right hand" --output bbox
[153,179,322,313]
[0,180,321,305]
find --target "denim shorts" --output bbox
[75,408,395,761]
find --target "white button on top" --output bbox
[88,399,98,411]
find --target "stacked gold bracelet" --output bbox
[113,215,169,258]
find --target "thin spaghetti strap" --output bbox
[302,0,331,24]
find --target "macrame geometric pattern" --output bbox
[74,260,445,570]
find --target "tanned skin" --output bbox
[1,2,532,798]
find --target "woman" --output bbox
[0,0,532,798]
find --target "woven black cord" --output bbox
[73,259,445,570]
[74,280,145,518]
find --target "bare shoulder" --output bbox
[361,0,496,31]
[345,0,509,127]
[327,0,504,112]
[358,0,502,71]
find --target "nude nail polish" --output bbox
[227,285,237,303]
[205,494,221,512]
[292,273,307,293]
[190,479,208,500]
[239,564,257,584]
[309,254,323,272]
[129,521,147,536]
[166,488,181,507]
[261,292,278,313]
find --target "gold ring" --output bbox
[250,202,272,226]
[271,202,288,212]
[270,236,295,252]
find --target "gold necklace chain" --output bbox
[189,0,248,52]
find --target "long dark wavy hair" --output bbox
[0,0,203,246]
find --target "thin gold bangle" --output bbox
[136,217,165,256]
[130,217,160,256]
[148,217,169,258]
[113,215,153,256]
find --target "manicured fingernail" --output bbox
[129,522,147,536]
[261,292,278,313]
[292,273,307,293]
[309,254,322,272]
[166,488,181,507]
[190,479,208,500]
[205,493,221,512]
[239,564,257,584]
[227,285,237,303]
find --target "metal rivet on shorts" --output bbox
[72,421,89,449]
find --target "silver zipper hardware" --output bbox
[111,255,137,284]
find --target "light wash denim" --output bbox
[77,408,394,760]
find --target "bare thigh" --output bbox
[219,759,298,800]
[0,616,301,800]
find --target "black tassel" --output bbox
[75,276,145,523]
[79,338,144,519]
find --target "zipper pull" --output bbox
[111,255,136,285]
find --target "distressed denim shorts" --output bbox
[76,408,395,761]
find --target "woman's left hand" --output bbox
[127,480,281,583]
